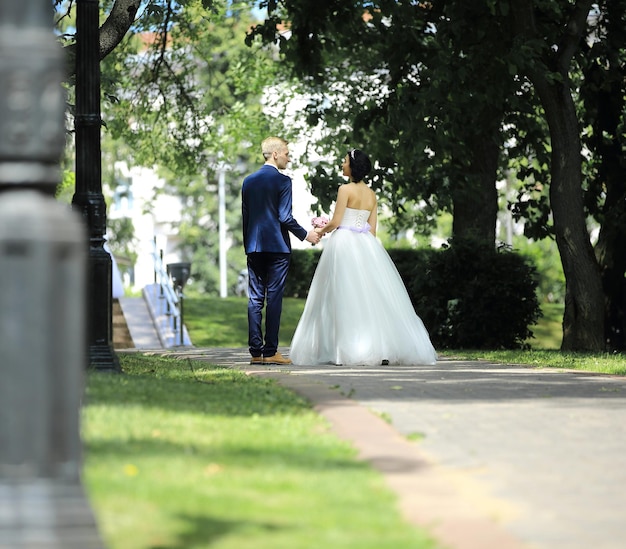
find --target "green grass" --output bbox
[525,302,564,350]
[444,302,626,375]
[447,349,626,375]
[85,296,624,546]
[183,296,625,376]
[184,296,565,351]
[83,354,438,549]
[184,296,304,348]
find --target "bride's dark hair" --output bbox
[348,149,372,182]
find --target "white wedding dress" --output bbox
[289,208,437,366]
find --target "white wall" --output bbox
[108,162,185,292]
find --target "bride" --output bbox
[289,149,437,366]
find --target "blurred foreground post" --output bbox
[0,1,104,546]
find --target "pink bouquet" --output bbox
[311,215,329,229]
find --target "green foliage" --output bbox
[156,168,247,295]
[247,0,520,236]
[528,302,564,350]
[387,249,434,287]
[284,249,322,298]
[107,217,137,259]
[99,3,274,174]
[107,216,138,283]
[55,170,75,204]
[84,353,437,548]
[282,242,541,350]
[88,2,280,294]
[513,237,565,303]
[410,238,542,350]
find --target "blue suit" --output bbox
[242,164,308,357]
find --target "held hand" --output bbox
[305,230,321,245]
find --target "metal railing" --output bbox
[152,247,183,346]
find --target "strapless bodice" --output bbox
[339,208,371,231]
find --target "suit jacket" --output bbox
[242,164,308,254]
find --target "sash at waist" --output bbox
[337,222,371,234]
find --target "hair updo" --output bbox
[348,149,372,182]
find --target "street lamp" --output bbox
[167,262,191,346]
[72,0,120,371]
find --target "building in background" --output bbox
[106,158,317,296]
[107,162,185,292]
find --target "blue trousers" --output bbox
[247,252,290,357]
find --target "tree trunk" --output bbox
[452,134,499,245]
[586,0,626,351]
[596,202,626,351]
[536,81,605,350]
[510,0,604,351]
[591,83,626,351]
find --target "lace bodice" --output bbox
[339,208,371,230]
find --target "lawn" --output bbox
[525,301,564,350]
[83,354,438,549]
[84,296,624,547]
[184,296,563,350]
[184,296,304,348]
[183,296,625,375]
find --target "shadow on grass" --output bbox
[85,374,323,416]
[86,354,318,417]
[148,514,285,549]
[85,436,372,473]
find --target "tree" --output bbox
[59,0,279,293]
[55,0,142,73]
[507,1,604,350]
[106,6,278,293]
[249,0,611,351]
[504,3,625,350]
[579,0,626,350]
[56,0,270,172]
[249,1,509,244]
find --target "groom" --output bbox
[242,136,320,365]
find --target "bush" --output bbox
[410,238,542,350]
[286,248,322,297]
[286,239,542,350]
[388,248,433,289]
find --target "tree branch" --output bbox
[99,0,142,59]
[151,0,174,80]
[65,0,141,77]
[556,0,594,72]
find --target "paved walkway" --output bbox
[139,347,626,549]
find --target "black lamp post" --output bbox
[72,0,120,371]
[167,262,191,346]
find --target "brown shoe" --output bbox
[263,352,292,365]
[250,356,263,365]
